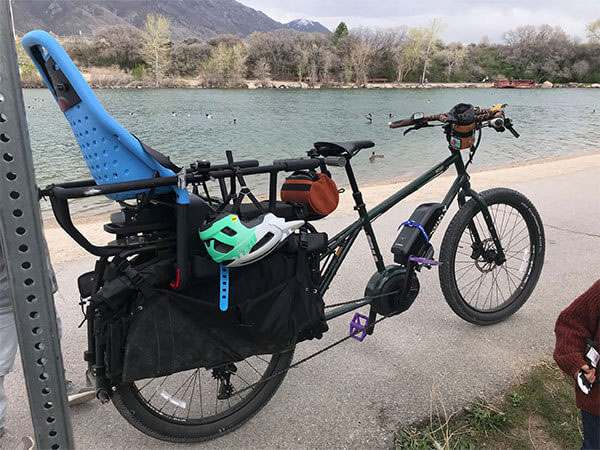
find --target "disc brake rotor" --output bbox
[473,238,497,273]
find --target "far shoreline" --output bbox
[22,79,600,90]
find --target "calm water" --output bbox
[23,88,600,216]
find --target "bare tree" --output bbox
[229,43,247,86]
[141,14,171,87]
[353,26,405,80]
[587,19,600,43]
[350,37,372,85]
[94,24,143,71]
[321,49,336,84]
[572,59,590,78]
[247,30,302,80]
[295,46,309,81]
[170,38,212,77]
[503,24,574,81]
[202,42,247,87]
[253,57,271,83]
[299,33,334,85]
[420,18,445,82]
[395,29,422,82]
[441,43,466,81]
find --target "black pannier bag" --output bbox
[93,232,328,383]
[391,203,446,265]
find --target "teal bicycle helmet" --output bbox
[199,212,304,267]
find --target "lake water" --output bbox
[22,88,600,216]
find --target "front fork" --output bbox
[459,187,506,265]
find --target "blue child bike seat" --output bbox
[21,30,189,204]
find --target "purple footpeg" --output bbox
[408,256,441,266]
[350,312,369,342]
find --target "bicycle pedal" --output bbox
[349,312,369,342]
[408,256,441,267]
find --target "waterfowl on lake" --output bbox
[369,151,384,163]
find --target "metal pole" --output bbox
[0,0,75,448]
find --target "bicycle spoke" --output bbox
[199,369,203,419]
[471,271,489,307]
[147,376,169,404]
[455,264,479,284]
[158,371,196,414]
[186,370,197,420]
[458,270,486,295]
[170,371,197,417]
[245,359,263,377]
[137,377,155,393]
[502,265,519,291]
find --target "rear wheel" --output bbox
[111,349,295,443]
[439,188,544,325]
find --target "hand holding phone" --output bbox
[577,340,599,395]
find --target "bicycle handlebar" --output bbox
[388,107,504,129]
[323,156,347,167]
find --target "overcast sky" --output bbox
[241,0,600,43]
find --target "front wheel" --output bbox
[439,188,545,325]
[111,349,295,443]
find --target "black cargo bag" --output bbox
[94,233,328,383]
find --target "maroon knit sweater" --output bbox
[553,280,600,415]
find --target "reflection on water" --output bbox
[23,88,600,217]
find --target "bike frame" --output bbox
[321,148,506,322]
[43,142,506,324]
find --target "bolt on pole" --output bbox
[0,0,75,448]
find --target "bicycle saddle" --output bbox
[313,140,375,157]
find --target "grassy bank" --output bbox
[395,361,582,450]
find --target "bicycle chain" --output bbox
[229,290,401,398]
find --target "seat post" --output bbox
[344,159,365,212]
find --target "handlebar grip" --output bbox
[323,156,347,167]
[273,158,321,171]
[389,118,414,129]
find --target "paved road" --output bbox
[2,167,599,449]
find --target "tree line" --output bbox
[17,15,600,87]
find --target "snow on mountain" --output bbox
[285,18,330,34]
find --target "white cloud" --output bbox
[241,0,600,43]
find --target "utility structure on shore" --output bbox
[0,0,74,447]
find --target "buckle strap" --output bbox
[115,259,155,299]
[219,264,230,312]
[399,220,430,245]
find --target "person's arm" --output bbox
[553,280,600,379]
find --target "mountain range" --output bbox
[11,0,330,40]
